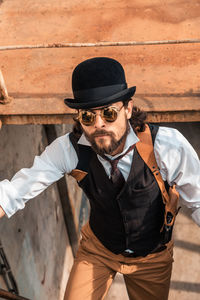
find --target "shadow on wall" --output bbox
[170,281,200,293]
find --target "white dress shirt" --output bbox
[0,126,200,226]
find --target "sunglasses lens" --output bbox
[79,106,120,126]
[81,110,95,126]
[102,107,118,122]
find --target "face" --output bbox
[78,100,133,156]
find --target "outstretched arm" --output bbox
[154,126,200,226]
[0,133,78,218]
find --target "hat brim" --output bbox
[64,86,136,109]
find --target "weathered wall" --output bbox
[0,124,74,299]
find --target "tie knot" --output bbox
[102,143,136,176]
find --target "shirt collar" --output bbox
[77,124,139,159]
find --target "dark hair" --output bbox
[129,105,147,133]
[72,119,83,138]
[72,100,147,137]
[123,99,147,133]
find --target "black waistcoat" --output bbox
[69,124,165,255]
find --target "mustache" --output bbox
[91,130,115,138]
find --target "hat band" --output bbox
[73,83,127,101]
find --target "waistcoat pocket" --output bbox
[128,180,160,208]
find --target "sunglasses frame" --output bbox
[75,105,124,126]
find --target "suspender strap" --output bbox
[136,124,180,229]
[136,125,169,204]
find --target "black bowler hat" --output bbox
[64,57,136,109]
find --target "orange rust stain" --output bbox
[0,0,200,96]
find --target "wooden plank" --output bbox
[0,0,200,124]
[0,96,200,115]
[0,96,200,124]
[0,289,30,300]
[1,111,199,125]
[0,115,74,125]
[0,96,72,115]
[146,111,200,123]
[0,0,200,105]
[1,44,199,102]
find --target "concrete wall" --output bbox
[0,124,74,300]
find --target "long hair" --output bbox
[72,101,147,137]
[129,105,147,133]
[72,119,83,138]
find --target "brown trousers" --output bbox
[64,223,174,300]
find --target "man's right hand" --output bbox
[0,206,5,218]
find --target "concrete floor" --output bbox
[105,206,200,300]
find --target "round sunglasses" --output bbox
[76,105,124,126]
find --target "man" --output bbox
[0,57,200,300]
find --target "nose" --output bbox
[94,113,106,128]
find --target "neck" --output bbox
[109,140,126,156]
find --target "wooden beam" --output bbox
[1,38,200,51]
[0,95,200,124]
[0,289,30,300]
[0,115,75,125]
[146,111,200,123]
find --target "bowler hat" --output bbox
[64,57,136,109]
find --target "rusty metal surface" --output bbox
[1,96,200,114]
[0,96,200,124]
[1,111,199,125]
[1,38,200,51]
[0,0,200,124]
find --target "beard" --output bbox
[83,120,130,156]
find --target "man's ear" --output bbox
[125,99,134,120]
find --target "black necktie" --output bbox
[102,144,136,188]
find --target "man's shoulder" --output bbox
[155,126,189,150]
[157,126,183,139]
[51,132,71,145]
[46,132,73,154]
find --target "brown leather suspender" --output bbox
[136,125,180,232]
